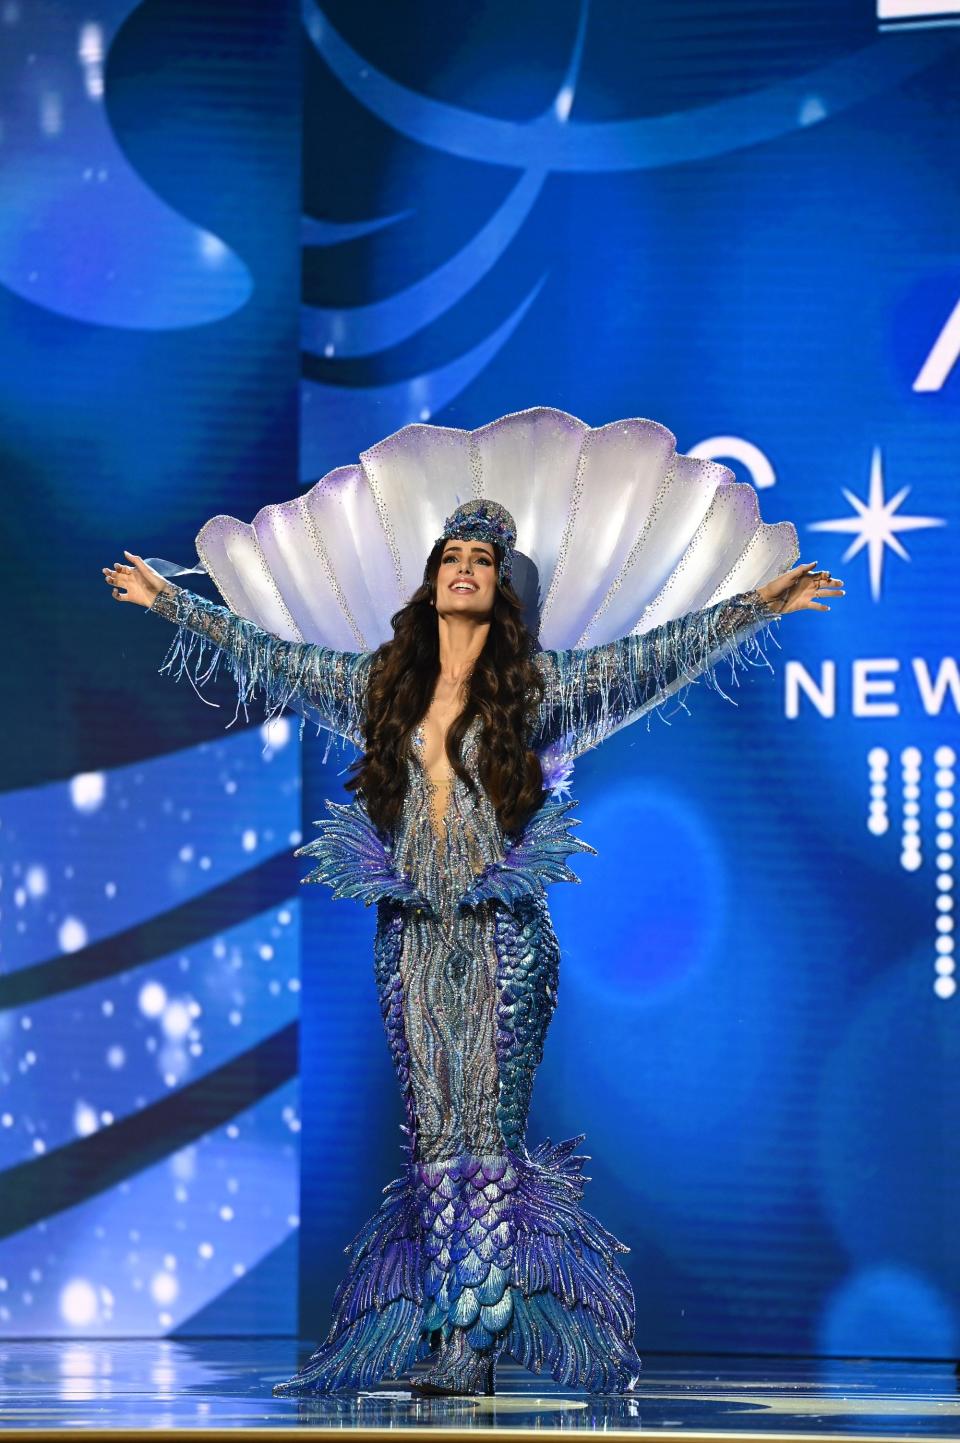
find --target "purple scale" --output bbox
[449,1234,470,1263]
[468,1194,493,1221]
[473,1232,497,1262]
[423,1234,443,1260]
[437,1200,455,1229]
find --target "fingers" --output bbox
[803,582,844,611]
[102,561,135,600]
[804,585,843,610]
[781,560,821,585]
[785,563,846,614]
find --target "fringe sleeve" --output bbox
[146,582,373,748]
[532,588,782,763]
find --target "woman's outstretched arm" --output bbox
[103,551,372,746]
[531,563,843,762]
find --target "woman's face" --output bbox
[434,537,498,618]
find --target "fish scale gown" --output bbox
[147,577,782,1393]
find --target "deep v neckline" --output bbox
[412,714,479,772]
[412,716,480,843]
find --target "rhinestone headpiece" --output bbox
[427,498,518,585]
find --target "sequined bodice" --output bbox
[355,711,505,1161]
[395,714,504,919]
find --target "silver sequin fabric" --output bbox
[396,717,505,1162]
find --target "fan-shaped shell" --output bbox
[194,406,798,651]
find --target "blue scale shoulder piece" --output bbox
[457,798,597,912]
[295,798,435,912]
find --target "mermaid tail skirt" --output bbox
[272,1139,641,1396]
[273,794,643,1397]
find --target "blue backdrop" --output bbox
[0,0,958,1358]
[0,0,303,1337]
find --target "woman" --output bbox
[103,498,842,1398]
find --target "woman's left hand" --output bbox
[758,561,845,616]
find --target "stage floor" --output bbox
[0,1339,956,1440]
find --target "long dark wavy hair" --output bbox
[344,538,547,839]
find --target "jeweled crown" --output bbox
[427,498,517,585]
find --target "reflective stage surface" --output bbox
[0,1340,957,1439]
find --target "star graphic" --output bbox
[807,446,946,602]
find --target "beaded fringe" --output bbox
[534,589,782,760]
[148,583,371,762]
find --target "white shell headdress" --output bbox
[150,406,798,651]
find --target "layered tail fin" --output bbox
[506,1137,642,1393]
[272,1168,428,1395]
[272,1137,642,1396]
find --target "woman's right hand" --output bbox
[102,551,171,608]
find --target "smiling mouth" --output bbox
[450,582,478,593]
